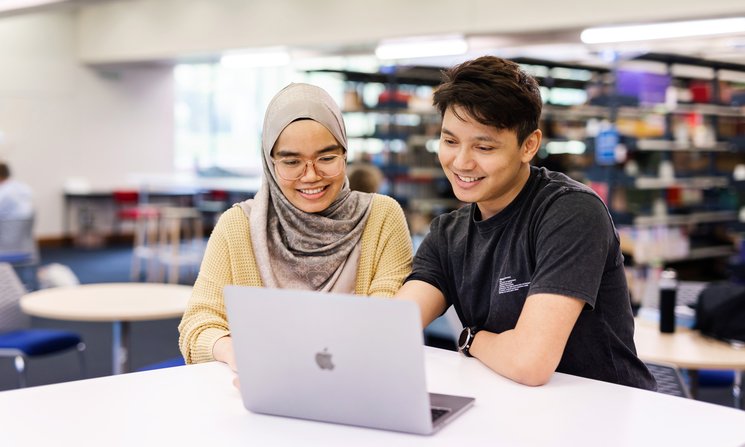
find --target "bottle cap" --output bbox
[659,268,678,289]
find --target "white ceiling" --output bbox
[0,0,745,69]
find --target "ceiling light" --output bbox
[220,48,291,68]
[375,35,468,60]
[581,17,745,44]
[0,0,65,13]
[545,140,586,155]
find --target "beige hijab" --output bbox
[244,83,373,291]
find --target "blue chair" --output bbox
[695,369,740,408]
[699,370,736,387]
[138,357,185,372]
[0,263,86,387]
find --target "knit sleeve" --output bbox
[355,194,413,297]
[178,209,237,364]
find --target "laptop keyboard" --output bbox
[431,407,451,423]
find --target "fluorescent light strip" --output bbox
[220,48,291,68]
[545,140,586,155]
[375,36,468,60]
[0,0,66,13]
[581,17,745,44]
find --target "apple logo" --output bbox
[315,348,335,370]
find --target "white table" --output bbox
[1,347,744,446]
[20,283,191,374]
[634,317,745,407]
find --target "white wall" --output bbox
[76,0,745,64]
[0,10,174,237]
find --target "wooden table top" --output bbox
[634,317,745,370]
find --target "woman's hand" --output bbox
[213,336,240,388]
[213,335,237,371]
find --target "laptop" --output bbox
[224,286,475,435]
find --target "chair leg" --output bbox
[131,216,146,282]
[154,220,168,283]
[145,217,159,282]
[734,371,742,410]
[169,218,179,284]
[14,355,27,388]
[77,342,87,379]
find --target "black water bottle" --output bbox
[659,268,677,333]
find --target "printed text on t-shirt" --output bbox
[498,276,530,294]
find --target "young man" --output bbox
[397,56,656,390]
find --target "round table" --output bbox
[634,317,745,407]
[21,283,191,375]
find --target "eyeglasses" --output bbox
[272,153,346,181]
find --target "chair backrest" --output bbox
[0,262,30,331]
[644,361,691,398]
[677,281,709,307]
[0,215,38,264]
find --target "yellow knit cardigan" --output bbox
[178,193,413,363]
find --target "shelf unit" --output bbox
[512,54,745,271]
[623,54,744,268]
[633,210,737,227]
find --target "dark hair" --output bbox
[0,162,9,180]
[347,163,383,193]
[433,56,543,145]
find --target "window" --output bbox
[174,55,383,174]
[173,63,294,173]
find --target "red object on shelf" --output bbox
[112,190,138,203]
[377,90,411,107]
[689,81,711,103]
[666,187,683,208]
[208,189,228,201]
[113,190,159,220]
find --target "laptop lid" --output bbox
[224,286,473,435]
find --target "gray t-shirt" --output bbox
[408,166,656,390]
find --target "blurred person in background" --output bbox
[0,161,33,220]
[347,161,384,193]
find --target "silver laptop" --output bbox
[224,286,475,435]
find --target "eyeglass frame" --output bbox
[271,151,347,181]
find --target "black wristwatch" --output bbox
[458,326,479,357]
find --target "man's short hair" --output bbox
[433,56,543,145]
[0,162,9,180]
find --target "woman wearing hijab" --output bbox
[178,83,413,369]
